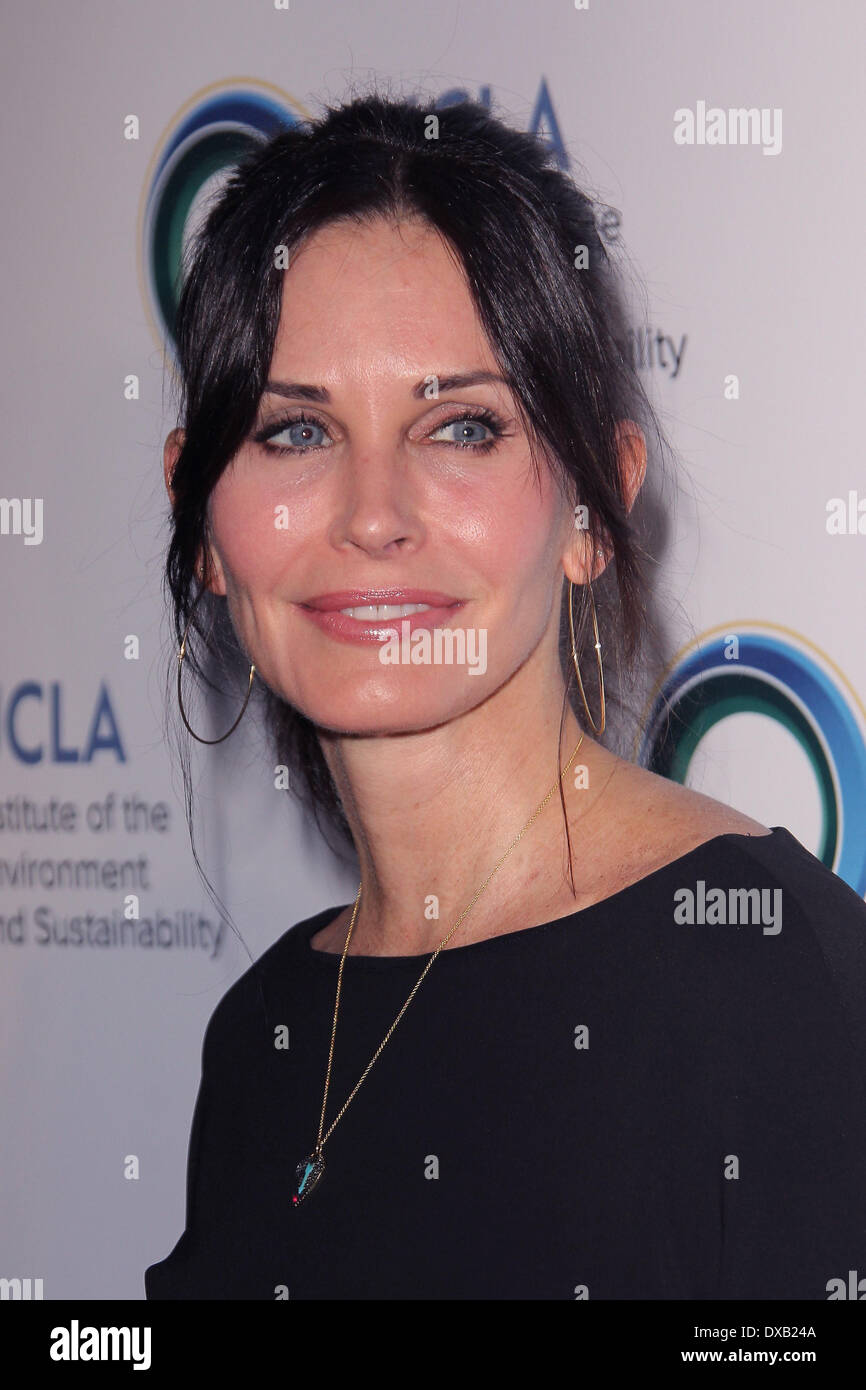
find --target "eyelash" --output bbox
[252,406,508,457]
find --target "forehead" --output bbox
[271,216,497,384]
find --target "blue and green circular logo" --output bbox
[637,622,866,894]
[138,78,312,358]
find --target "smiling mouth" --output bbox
[296,594,466,645]
[336,602,433,620]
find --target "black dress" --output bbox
[144,826,866,1300]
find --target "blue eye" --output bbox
[260,416,330,453]
[253,407,507,457]
[428,416,496,449]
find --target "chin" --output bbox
[288,677,489,737]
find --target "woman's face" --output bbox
[203,215,580,735]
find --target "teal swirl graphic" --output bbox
[141,81,309,355]
[637,625,866,894]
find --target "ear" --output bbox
[562,418,647,585]
[163,427,184,505]
[163,427,227,596]
[614,418,647,511]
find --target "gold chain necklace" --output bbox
[292,733,585,1206]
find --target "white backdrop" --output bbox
[1,0,864,1299]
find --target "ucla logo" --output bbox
[1,682,125,764]
[139,77,568,358]
[636,623,866,895]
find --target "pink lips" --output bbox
[298,589,466,645]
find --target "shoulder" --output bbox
[664,817,866,1064]
[597,759,866,1027]
[573,757,772,905]
[624,763,866,955]
[605,757,772,850]
[626,763,866,945]
[197,905,336,1060]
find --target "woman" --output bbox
[145,93,866,1299]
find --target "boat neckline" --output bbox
[294,826,793,967]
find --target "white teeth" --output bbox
[339,603,433,619]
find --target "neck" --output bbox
[317,661,614,956]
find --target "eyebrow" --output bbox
[261,371,509,403]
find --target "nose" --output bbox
[330,451,423,557]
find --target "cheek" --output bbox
[460,473,562,593]
[208,468,302,592]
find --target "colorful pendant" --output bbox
[292,1150,325,1206]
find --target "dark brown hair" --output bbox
[164,89,673,898]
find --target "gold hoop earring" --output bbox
[567,576,606,736]
[176,588,256,745]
